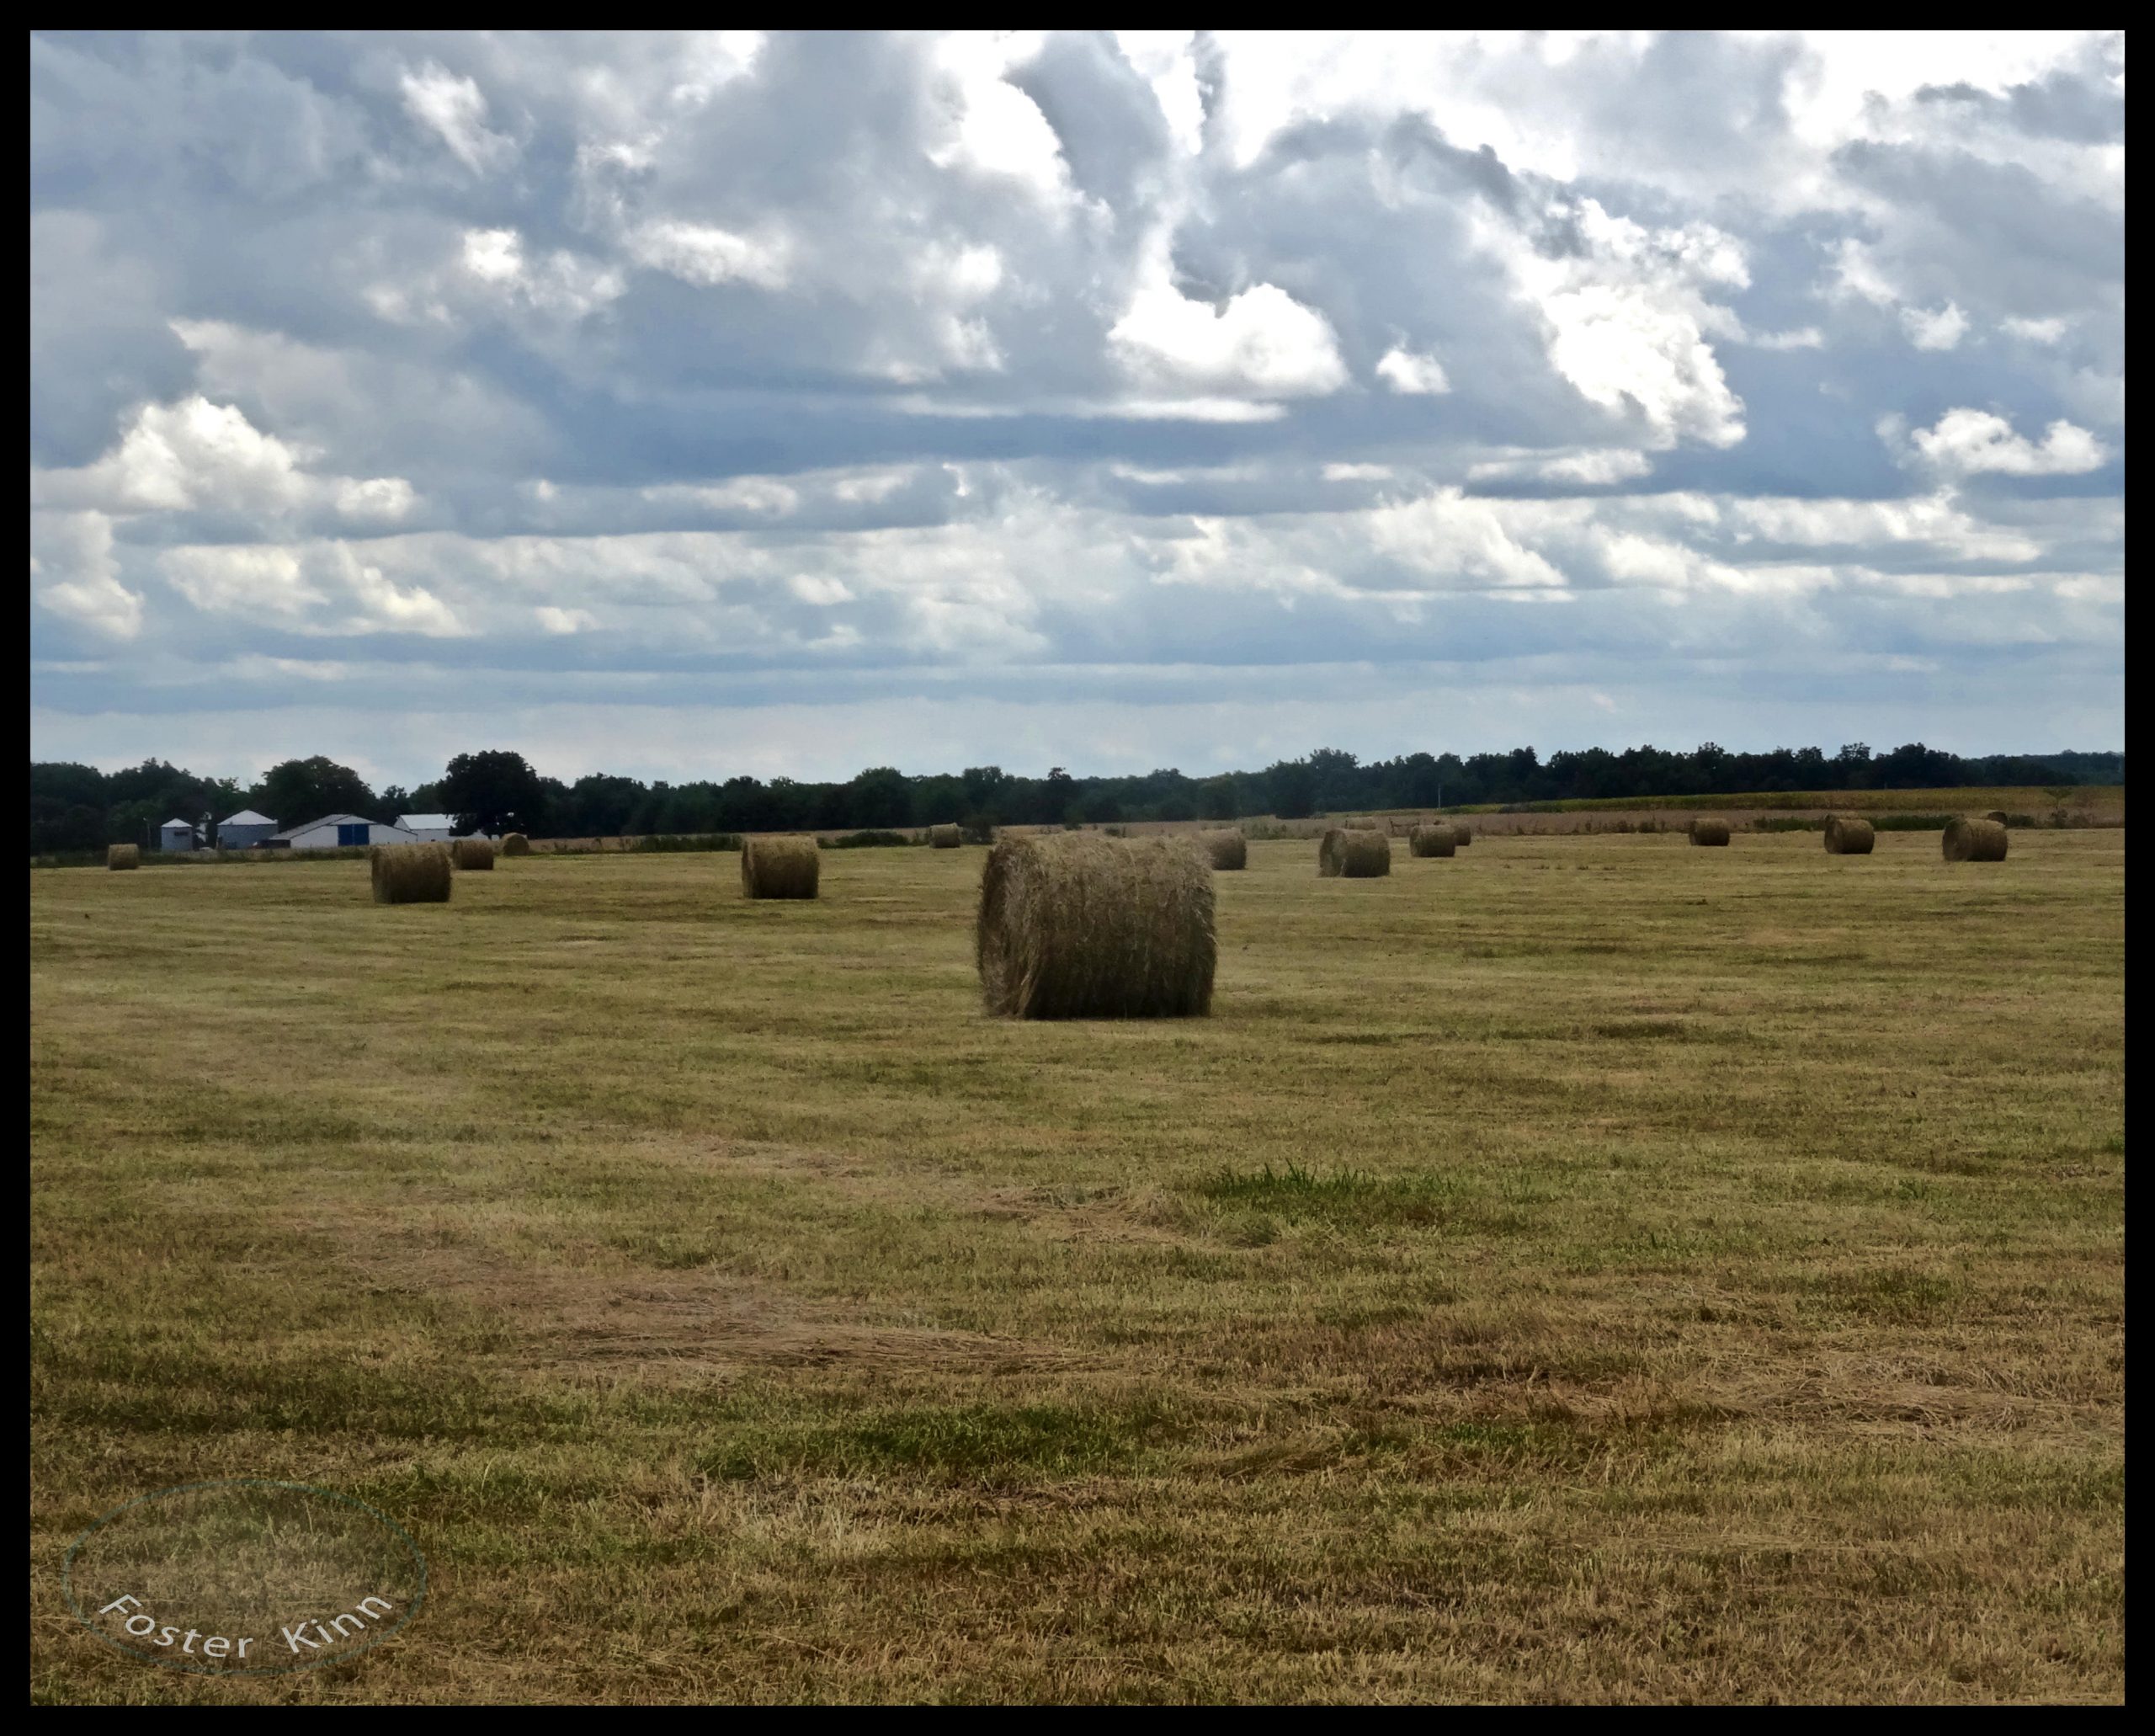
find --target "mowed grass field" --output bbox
[29,830,2125,1703]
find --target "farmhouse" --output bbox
[157,817,200,852]
[274,814,427,850]
[216,809,277,849]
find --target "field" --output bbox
[29,829,2126,1703]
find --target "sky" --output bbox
[29,30,2125,787]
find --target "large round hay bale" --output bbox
[1449,821,1471,846]
[1984,809,2009,824]
[1943,816,2009,862]
[370,843,452,904]
[741,835,821,898]
[976,832,1215,1019]
[452,837,495,871]
[1408,823,1456,859]
[1689,817,1731,846]
[106,844,140,871]
[1199,829,1247,871]
[1823,813,1876,855]
[929,823,962,849]
[502,832,532,857]
[1318,828,1391,877]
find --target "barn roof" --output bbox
[220,809,274,827]
[273,812,373,839]
[397,813,457,830]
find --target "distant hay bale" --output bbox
[1984,809,2009,824]
[106,844,140,871]
[1318,827,1392,877]
[1199,828,1247,870]
[1823,813,1876,855]
[1689,817,1732,846]
[370,843,452,904]
[502,832,531,857]
[1408,823,1456,858]
[452,838,495,871]
[741,834,821,899]
[1449,821,1472,846]
[1943,815,2009,862]
[1358,817,1392,835]
[929,823,962,849]
[976,832,1215,1019]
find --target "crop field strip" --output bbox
[29,828,2124,1702]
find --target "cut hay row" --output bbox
[1823,814,1876,855]
[1199,829,1247,871]
[453,838,496,871]
[1689,818,1732,847]
[1943,815,2009,862]
[502,832,531,857]
[742,835,821,899]
[929,823,962,849]
[106,844,140,871]
[1318,828,1391,878]
[976,831,1215,1019]
[370,843,452,904]
[1408,823,1456,859]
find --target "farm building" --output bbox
[157,817,200,852]
[274,814,427,851]
[216,809,277,849]
[396,813,460,843]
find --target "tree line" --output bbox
[29,743,2126,855]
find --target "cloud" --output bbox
[1375,346,1451,394]
[1900,301,1969,350]
[1899,407,2107,477]
[399,61,517,173]
[31,510,142,638]
[25,30,2123,773]
[1110,268,1349,399]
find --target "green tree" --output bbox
[254,757,378,828]
[1267,759,1317,819]
[1198,775,1238,821]
[437,750,547,835]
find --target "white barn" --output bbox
[157,817,200,852]
[216,809,278,849]
[274,814,427,851]
[396,813,460,843]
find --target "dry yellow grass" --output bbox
[29,831,2125,1702]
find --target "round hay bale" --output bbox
[1449,821,1472,846]
[741,834,821,899]
[1408,823,1456,859]
[370,843,452,904]
[502,832,532,857]
[1823,813,1876,855]
[106,844,141,871]
[929,823,963,849]
[1199,828,1247,871]
[1984,809,2009,824]
[976,832,1215,1019]
[452,837,496,871]
[1943,815,2009,862]
[1318,827,1392,877]
[1689,817,1731,846]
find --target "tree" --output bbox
[1268,759,1317,819]
[437,750,547,836]
[255,757,378,828]
[846,766,912,830]
[1198,775,1238,821]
